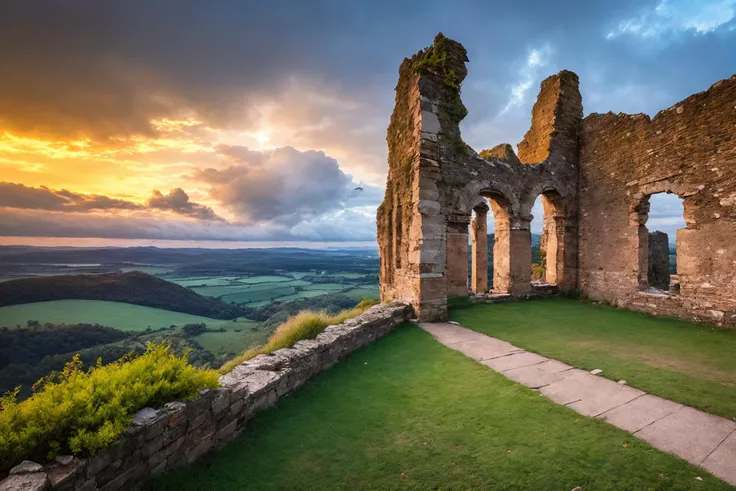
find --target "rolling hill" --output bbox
[0,271,246,319]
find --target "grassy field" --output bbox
[275,290,332,303]
[171,278,241,287]
[330,272,374,279]
[344,286,380,301]
[192,284,296,298]
[451,298,736,418]
[302,283,348,292]
[182,273,378,306]
[0,300,251,332]
[151,324,729,491]
[220,287,297,304]
[192,322,270,358]
[240,275,293,284]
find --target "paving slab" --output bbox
[482,351,549,372]
[541,370,645,417]
[419,323,487,345]
[503,364,564,389]
[600,394,683,433]
[635,406,736,464]
[452,337,523,361]
[535,359,573,374]
[702,429,736,485]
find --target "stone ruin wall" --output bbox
[378,34,580,321]
[0,303,411,491]
[579,75,736,326]
[378,34,736,327]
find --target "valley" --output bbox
[0,246,380,399]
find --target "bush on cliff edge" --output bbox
[220,298,379,373]
[0,343,219,471]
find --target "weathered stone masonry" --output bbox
[377,34,736,327]
[0,303,411,491]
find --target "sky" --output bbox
[0,0,732,247]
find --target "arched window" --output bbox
[472,191,512,293]
[530,190,566,286]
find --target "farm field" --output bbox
[343,286,380,301]
[0,299,253,332]
[119,266,172,275]
[193,326,269,358]
[0,246,381,395]
[169,272,380,306]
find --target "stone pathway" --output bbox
[419,322,736,486]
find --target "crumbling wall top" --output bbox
[517,70,582,167]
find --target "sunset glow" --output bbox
[0,1,732,245]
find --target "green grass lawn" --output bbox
[149,324,730,491]
[0,300,253,332]
[451,298,736,419]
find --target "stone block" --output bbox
[210,389,230,415]
[185,433,214,464]
[0,473,50,491]
[10,461,44,475]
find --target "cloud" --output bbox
[0,182,142,212]
[146,188,222,221]
[606,0,736,40]
[0,181,221,220]
[499,45,554,116]
[198,145,382,227]
[0,0,733,244]
[0,206,376,242]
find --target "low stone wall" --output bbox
[619,292,736,328]
[0,302,412,491]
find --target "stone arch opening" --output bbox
[528,190,566,287]
[635,192,686,295]
[474,190,513,293]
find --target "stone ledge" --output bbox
[0,302,412,491]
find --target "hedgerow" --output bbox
[0,343,219,471]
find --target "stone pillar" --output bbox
[446,215,470,296]
[471,204,489,293]
[493,217,511,293]
[648,231,670,291]
[559,217,578,292]
[509,218,532,294]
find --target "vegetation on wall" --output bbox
[412,35,469,154]
[241,293,367,324]
[221,299,379,373]
[0,343,219,472]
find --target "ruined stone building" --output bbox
[377,34,736,327]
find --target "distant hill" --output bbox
[0,272,245,319]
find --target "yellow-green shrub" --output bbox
[221,298,379,373]
[0,343,219,471]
